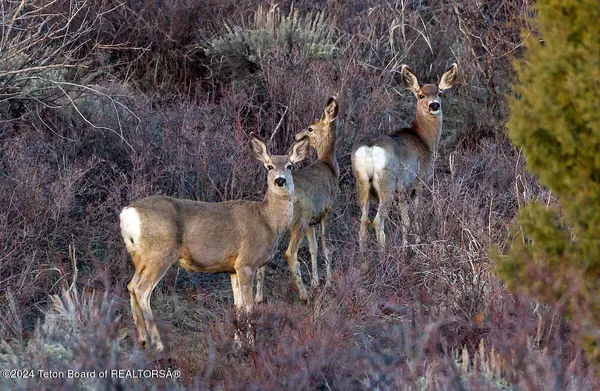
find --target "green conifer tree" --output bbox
[496,0,600,367]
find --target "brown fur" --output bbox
[255,97,340,303]
[121,136,310,351]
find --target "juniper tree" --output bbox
[496,0,600,367]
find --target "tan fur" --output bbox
[121,135,310,351]
[255,97,340,302]
[352,63,457,250]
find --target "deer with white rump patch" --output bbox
[352,63,457,251]
[120,135,310,351]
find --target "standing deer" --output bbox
[255,97,340,303]
[352,63,457,251]
[120,135,310,351]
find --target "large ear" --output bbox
[401,65,420,94]
[321,97,338,123]
[438,63,458,91]
[288,136,311,164]
[249,134,270,165]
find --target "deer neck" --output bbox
[261,189,294,235]
[314,131,339,177]
[413,110,443,151]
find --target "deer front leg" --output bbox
[230,273,241,307]
[254,265,266,304]
[320,212,332,287]
[396,192,411,248]
[235,265,255,345]
[411,186,421,244]
[307,225,319,289]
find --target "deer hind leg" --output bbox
[372,177,393,250]
[307,225,319,289]
[285,225,309,302]
[127,256,148,348]
[356,179,371,253]
[254,265,266,304]
[132,253,174,352]
[373,199,391,250]
[320,212,332,287]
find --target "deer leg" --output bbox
[230,273,241,308]
[235,265,255,345]
[373,191,391,250]
[396,191,411,247]
[230,272,244,346]
[357,180,371,253]
[307,225,319,289]
[320,213,332,287]
[127,259,148,348]
[254,265,266,304]
[285,226,309,302]
[235,266,254,313]
[133,255,173,352]
[411,186,421,244]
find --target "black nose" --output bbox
[274,177,286,187]
[429,102,440,112]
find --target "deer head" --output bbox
[250,134,311,198]
[294,97,338,149]
[401,63,457,116]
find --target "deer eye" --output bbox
[286,164,293,170]
[437,91,443,97]
[267,165,274,170]
[308,126,314,133]
[418,94,426,100]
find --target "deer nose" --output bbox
[429,102,440,112]
[274,177,287,187]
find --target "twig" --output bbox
[270,105,288,141]
[0,64,86,77]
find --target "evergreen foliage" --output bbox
[497,0,600,368]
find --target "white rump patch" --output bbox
[120,207,141,250]
[353,146,373,181]
[354,145,388,181]
[371,146,388,173]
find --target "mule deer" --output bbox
[352,63,457,251]
[120,135,310,351]
[255,97,340,303]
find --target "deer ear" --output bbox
[288,136,310,164]
[249,134,270,165]
[321,97,338,123]
[401,65,420,95]
[438,63,458,91]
